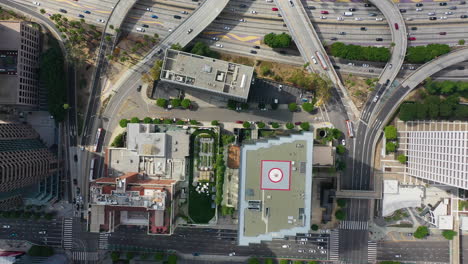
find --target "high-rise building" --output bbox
[0,21,40,107]
[0,122,58,209]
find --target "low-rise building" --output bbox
[238,132,314,245]
[160,49,254,102]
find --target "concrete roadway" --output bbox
[0,218,64,248]
[377,241,450,263]
[108,226,330,261]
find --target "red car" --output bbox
[294,122,302,125]
[320,10,329,14]
[236,120,243,124]
[408,37,416,41]
[272,7,279,11]
[394,23,399,30]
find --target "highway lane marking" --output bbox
[203,31,262,44]
[359,119,368,126]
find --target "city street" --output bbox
[377,240,450,263]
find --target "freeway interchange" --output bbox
[2,0,468,263]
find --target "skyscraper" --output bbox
[0,122,58,209]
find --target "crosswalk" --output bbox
[99,232,109,250]
[367,241,377,263]
[329,230,340,261]
[72,251,99,261]
[338,220,368,230]
[62,218,73,249]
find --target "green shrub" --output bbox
[143,117,152,124]
[336,145,346,155]
[119,119,129,128]
[337,198,347,208]
[384,125,397,140]
[302,102,314,112]
[211,120,219,126]
[257,122,265,129]
[300,122,310,131]
[156,98,167,108]
[311,224,319,231]
[288,103,298,112]
[243,121,251,129]
[414,226,429,239]
[335,210,346,220]
[397,154,407,164]
[386,142,397,152]
[271,122,280,129]
[442,230,457,240]
[170,98,181,108]
[286,122,294,129]
[181,98,191,109]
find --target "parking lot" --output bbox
[248,79,311,105]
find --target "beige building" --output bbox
[0,21,40,107]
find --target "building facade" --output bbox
[0,21,40,107]
[0,122,58,209]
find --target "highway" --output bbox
[377,241,450,263]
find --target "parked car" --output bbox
[2,225,10,229]
[235,120,243,124]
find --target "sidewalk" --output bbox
[369,221,448,242]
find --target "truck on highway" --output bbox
[343,12,353,16]
[315,51,328,70]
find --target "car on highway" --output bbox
[320,11,329,14]
[416,3,423,7]
[181,11,189,14]
[307,6,316,9]
[212,37,219,41]
[78,14,85,18]
[320,250,327,254]
[84,10,91,14]
[408,37,416,41]
[360,27,366,31]
[439,32,447,35]
[369,69,374,73]
[251,10,257,14]
[97,19,105,23]
[347,62,354,66]
[336,16,343,21]
[394,23,399,30]
[330,37,338,41]
[298,241,306,245]
[136,27,145,32]
[440,2,447,6]
[2,225,10,229]
[376,17,383,21]
[362,64,370,67]
[142,24,149,28]
[250,50,257,54]
[235,120,243,124]
[416,8,423,11]
[364,3,371,7]
[137,85,142,92]
[272,7,279,11]
[338,32,346,35]
[354,17,362,20]
[9,233,17,237]
[411,27,417,30]
[316,238,324,242]
[376,38,383,41]
[239,4,247,8]
[224,26,231,30]
[440,16,447,20]
[373,95,379,103]
[253,45,260,49]
[429,17,437,20]
[409,66,415,70]
[309,249,316,253]
[32,1,40,5]
[282,245,290,248]
[349,8,356,11]
[395,254,401,258]
[399,9,406,13]
[174,15,181,19]
[368,13,377,17]
[461,15,468,18]
[187,28,193,34]
[215,44,223,48]
[389,64,393,69]
[297,249,305,253]
[427,12,435,16]
[317,246,324,250]
[146,8,153,12]
[407,233,413,236]
[444,11,453,15]
[59,9,67,13]
[311,56,317,64]
[192,253,199,256]
[461,1,466,4]
[151,14,158,19]
[449,5,457,10]
[38,231,46,235]
[73,179,78,185]
[240,18,246,22]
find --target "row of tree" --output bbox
[329,42,391,62]
[263,33,292,48]
[399,95,467,121]
[425,79,468,98]
[406,44,450,64]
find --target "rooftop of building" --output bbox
[0,21,21,50]
[238,132,313,245]
[160,49,253,100]
[312,145,335,167]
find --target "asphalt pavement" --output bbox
[377,240,450,263]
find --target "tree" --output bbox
[167,254,177,264]
[335,209,346,220]
[337,199,347,208]
[397,154,407,164]
[241,103,249,110]
[153,118,161,124]
[264,259,274,264]
[425,96,441,119]
[176,120,185,125]
[300,122,310,131]
[189,41,219,58]
[143,117,152,124]
[257,122,266,129]
[384,125,397,140]
[288,102,298,112]
[170,98,181,108]
[302,102,314,113]
[271,122,280,129]
[386,142,397,152]
[311,224,319,231]
[248,258,260,264]
[227,100,237,110]
[181,98,191,109]
[293,261,303,264]
[171,43,183,50]
[154,252,164,261]
[130,117,140,123]
[454,105,468,119]
[126,252,135,260]
[414,226,429,239]
[263,32,292,48]
[111,133,125,148]
[62,103,69,109]
[279,260,289,264]
[442,230,457,240]
[399,103,417,121]
[119,119,129,128]
[459,39,466,45]
[28,246,54,257]
[189,120,199,125]
[40,9,46,14]
[286,122,294,129]
[336,160,346,171]
[211,120,219,126]
[336,145,346,155]
[156,98,167,108]
[243,121,251,129]
[110,251,120,261]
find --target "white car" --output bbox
[32,1,40,5]
[223,26,231,30]
[251,10,257,14]
[318,246,324,249]
[299,241,306,245]
[146,8,153,12]
[320,16,327,19]
[298,249,305,253]
[97,19,105,23]
[228,252,236,256]
[416,8,423,11]
[341,139,346,146]
[212,37,219,41]
[282,245,290,248]
[215,44,223,48]
[445,11,453,15]
[309,249,316,253]
[362,64,370,67]
[348,62,354,66]
[181,11,188,14]
[320,250,327,254]
[39,231,46,235]
[389,64,393,69]
[336,16,343,21]
[240,18,246,22]
[440,16,448,20]
[354,17,362,20]
[2,225,10,229]
[376,17,383,21]
[406,17,413,21]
